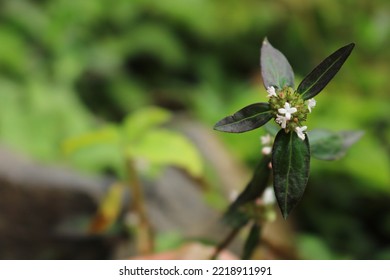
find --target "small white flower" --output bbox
[308,98,316,113]
[260,134,272,145]
[295,126,307,140]
[275,114,287,129]
[278,102,297,120]
[266,86,277,97]
[262,146,272,155]
[262,186,276,205]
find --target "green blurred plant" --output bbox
[63,107,202,178]
[212,38,362,259]
[64,106,203,254]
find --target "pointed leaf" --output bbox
[223,156,271,228]
[242,223,261,260]
[339,130,364,147]
[261,38,294,89]
[127,129,203,177]
[308,129,364,160]
[297,43,355,100]
[272,130,310,219]
[214,103,273,133]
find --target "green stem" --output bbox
[126,157,154,255]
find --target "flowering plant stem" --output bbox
[212,38,360,259]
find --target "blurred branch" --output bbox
[210,227,240,260]
[126,158,154,255]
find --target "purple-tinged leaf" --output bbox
[297,43,355,100]
[308,129,364,160]
[214,103,273,133]
[261,38,295,90]
[272,130,310,219]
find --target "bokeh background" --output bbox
[0,0,389,259]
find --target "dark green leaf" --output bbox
[308,129,364,160]
[297,43,355,100]
[242,223,261,260]
[261,38,295,89]
[223,156,271,228]
[214,103,273,133]
[272,130,310,219]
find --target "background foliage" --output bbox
[0,0,389,259]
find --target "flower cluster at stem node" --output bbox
[266,86,316,140]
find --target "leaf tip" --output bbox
[345,42,356,54]
[213,120,235,133]
[213,121,224,132]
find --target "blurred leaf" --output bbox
[63,125,120,155]
[297,43,355,100]
[65,143,125,177]
[127,129,203,178]
[308,130,342,160]
[214,103,273,133]
[261,38,294,89]
[62,125,124,176]
[339,130,365,148]
[88,183,125,234]
[123,107,172,142]
[308,129,364,161]
[272,130,310,219]
[242,223,261,260]
[223,156,271,228]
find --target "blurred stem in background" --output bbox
[126,157,154,255]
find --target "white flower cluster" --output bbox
[267,86,316,141]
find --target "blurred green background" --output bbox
[0,0,389,259]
